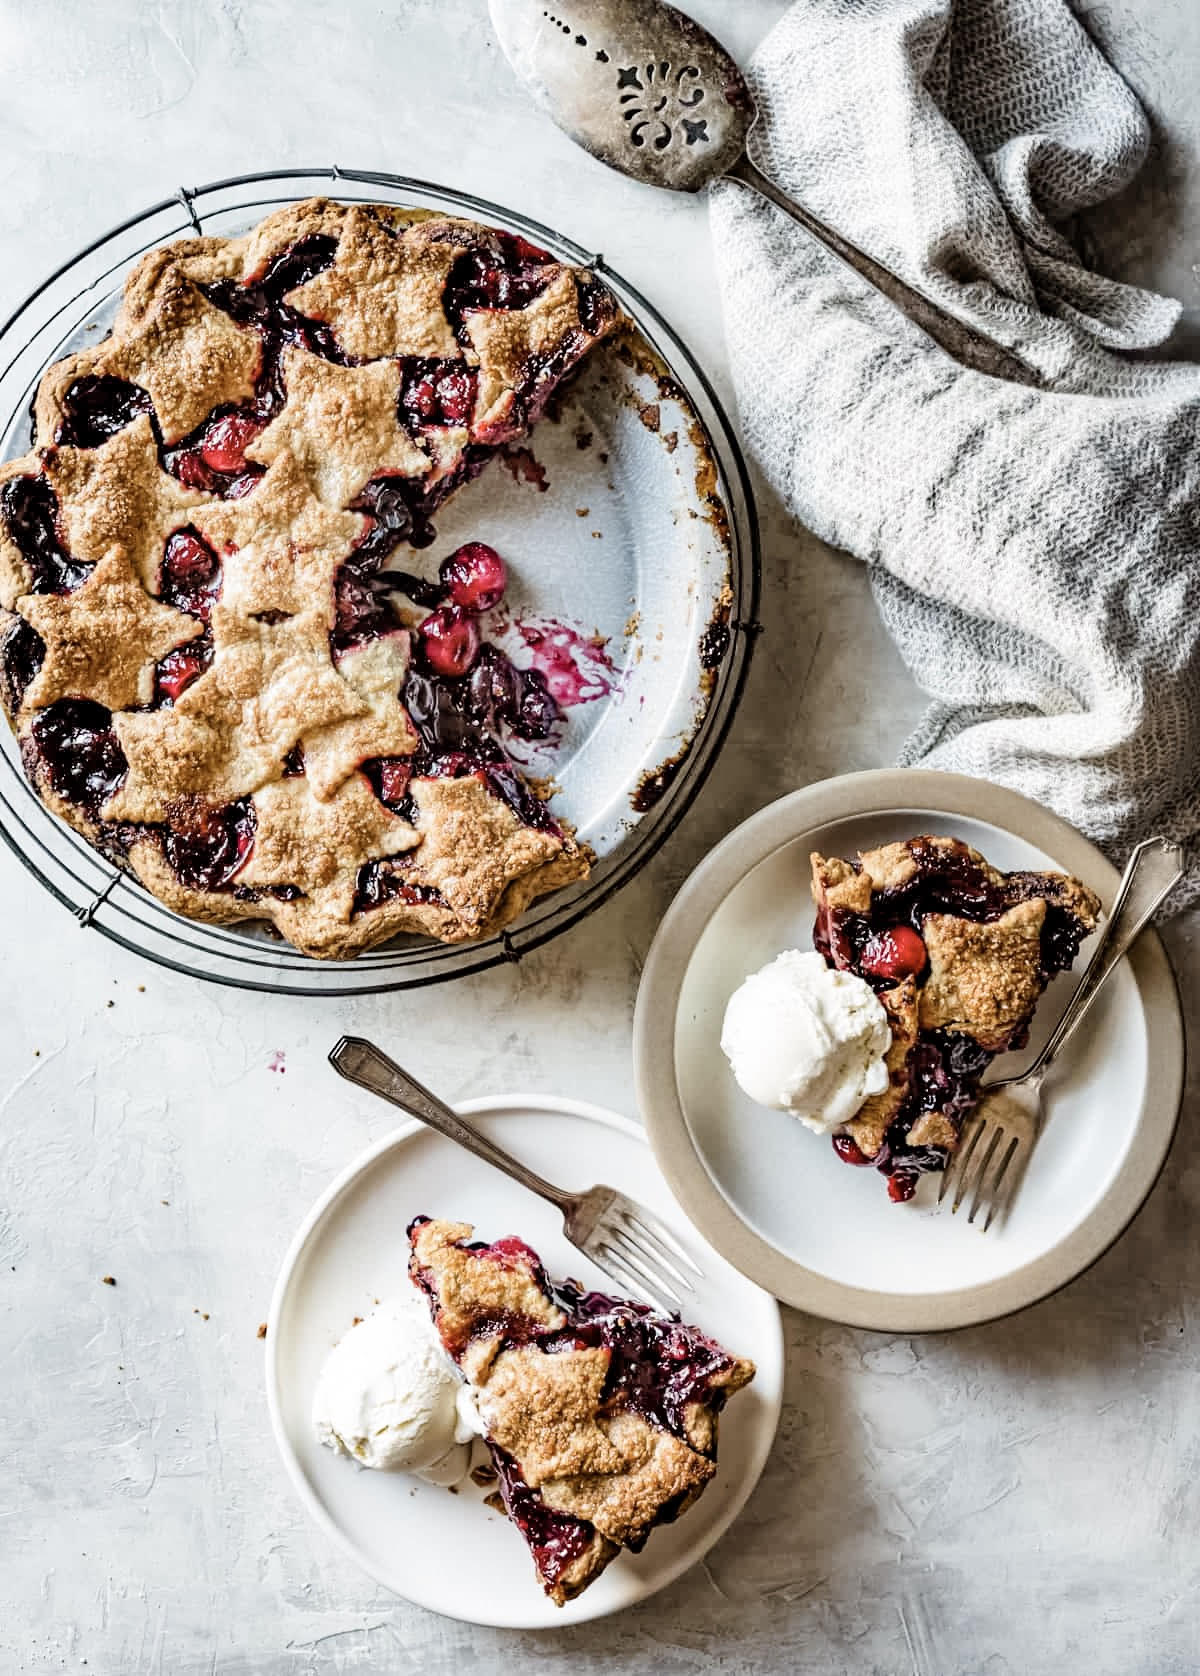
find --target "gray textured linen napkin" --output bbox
[710,0,1200,904]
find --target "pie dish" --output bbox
[408,1215,755,1605]
[810,834,1101,1200]
[0,197,621,958]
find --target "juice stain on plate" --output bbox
[514,617,620,707]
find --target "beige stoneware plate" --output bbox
[633,770,1184,1332]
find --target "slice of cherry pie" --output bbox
[408,1217,755,1605]
[811,835,1101,1201]
[0,199,620,957]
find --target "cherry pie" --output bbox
[408,1217,755,1604]
[0,199,619,957]
[811,835,1101,1201]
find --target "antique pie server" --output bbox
[488,0,1040,384]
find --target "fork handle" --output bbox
[1026,836,1186,1078]
[328,1036,572,1212]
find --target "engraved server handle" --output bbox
[727,154,1043,387]
[328,1035,572,1211]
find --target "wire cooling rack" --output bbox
[0,167,758,994]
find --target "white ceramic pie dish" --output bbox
[633,770,1184,1332]
[265,1094,783,1628]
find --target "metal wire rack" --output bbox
[0,168,759,994]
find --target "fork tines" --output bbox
[592,1200,703,1317]
[937,1115,1023,1233]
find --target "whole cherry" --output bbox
[375,758,413,807]
[162,530,218,587]
[860,924,927,983]
[155,644,209,704]
[419,605,481,679]
[200,413,262,474]
[832,1133,872,1167]
[887,1172,919,1204]
[439,542,507,613]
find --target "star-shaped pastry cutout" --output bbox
[101,257,260,443]
[406,775,574,934]
[104,606,367,821]
[247,349,430,510]
[193,451,365,618]
[16,545,201,716]
[463,271,585,438]
[480,1346,626,1486]
[237,773,419,920]
[43,416,208,592]
[302,628,417,801]
[285,208,471,360]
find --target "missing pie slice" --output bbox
[810,835,1101,1201]
[407,1217,755,1604]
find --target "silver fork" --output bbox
[938,835,1186,1232]
[328,1035,703,1315]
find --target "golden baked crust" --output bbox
[409,1217,755,1605]
[920,900,1048,1051]
[842,978,919,1160]
[0,198,618,958]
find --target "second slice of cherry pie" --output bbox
[408,1217,755,1604]
[811,835,1101,1201]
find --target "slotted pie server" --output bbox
[489,0,1039,383]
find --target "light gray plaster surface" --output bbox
[0,3,1197,1673]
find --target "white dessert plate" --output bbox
[266,1095,783,1628]
[633,770,1184,1332]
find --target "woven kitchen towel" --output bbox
[710,0,1200,904]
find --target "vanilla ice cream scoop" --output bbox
[721,949,892,1132]
[313,1289,477,1482]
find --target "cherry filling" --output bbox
[153,633,213,706]
[343,542,564,869]
[418,605,480,678]
[55,375,155,449]
[352,857,444,915]
[489,1447,594,1588]
[28,698,127,816]
[201,232,344,389]
[0,616,45,713]
[441,541,506,611]
[161,798,255,892]
[158,527,222,620]
[1,474,91,594]
[442,232,559,339]
[832,1133,871,1167]
[859,925,927,984]
[152,234,344,496]
[398,358,478,431]
[162,405,267,498]
[875,1031,995,1200]
[548,1282,741,1453]
[390,652,561,834]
